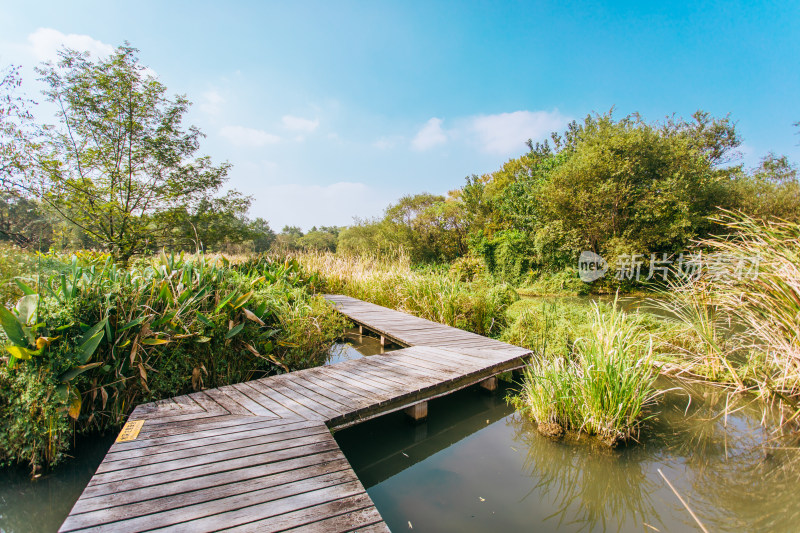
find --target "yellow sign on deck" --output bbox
[116,419,145,442]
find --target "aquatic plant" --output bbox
[511,300,660,445]
[649,213,800,414]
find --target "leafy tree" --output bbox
[298,226,339,252]
[275,225,304,250]
[165,190,253,252]
[0,65,37,193]
[731,153,800,222]
[248,217,276,253]
[35,45,231,263]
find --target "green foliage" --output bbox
[337,193,468,263]
[1,65,37,194]
[298,251,517,337]
[652,214,800,401]
[35,45,232,263]
[297,226,340,252]
[0,249,345,469]
[0,363,70,469]
[509,301,660,445]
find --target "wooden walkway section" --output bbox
[60,295,530,532]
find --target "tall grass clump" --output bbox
[295,250,518,337]
[0,250,345,470]
[511,301,660,445]
[653,213,800,405]
[706,214,800,396]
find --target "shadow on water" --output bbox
[336,377,800,533]
[0,433,116,533]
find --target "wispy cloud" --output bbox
[282,115,319,133]
[373,135,404,150]
[470,110,569,154]
[412,117,447,151]
[199,89,225,116]
[220,125,280,147]
[28,28,114,62]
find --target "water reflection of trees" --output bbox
[511,414,662,532]
[654,381,800,532]
[510,378,800,533]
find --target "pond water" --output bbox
[0,433,116,533]
[326,327,402,365]
[335,377,800,533]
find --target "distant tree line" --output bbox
[336,112,800,285]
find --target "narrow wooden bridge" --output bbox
[60,295,531,532]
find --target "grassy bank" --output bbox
[296,251,518,337]
[0,249,346,471]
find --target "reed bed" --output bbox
[651,213,800,409]
[294,250,518,337]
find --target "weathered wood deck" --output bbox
[60,295,531,532]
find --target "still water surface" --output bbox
[336,378,800,532]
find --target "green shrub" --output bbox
[0,250,345,469]
[0,364,70,469]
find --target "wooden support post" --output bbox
[404,401,428,422]
[358,324,363,335]
[380,335,386,346]
[480,376,498,392]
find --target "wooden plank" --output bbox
[242,380,325,420]
[302,366,394,402]
[79,439,340,499]
[69,452,348,515]
[279,506,388,533]
[223,494,385,533]
[200,389,254,416]
[232,381,303,419]
[65,470,362,533]
[271,377,352,416]
[284,372,372,408]
[97,424,332,473]
[104,419,320,462]
[215,384,280,418]
[61,461,355,531]
[129,415,285,443]
[89,431,333,486]
[315,365,401,398]
[63,294,533,533]
[150,480,368,533]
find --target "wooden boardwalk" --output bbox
[60,295,530,532]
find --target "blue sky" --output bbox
[1,1,798,230]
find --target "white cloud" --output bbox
[256,182,388,230]
[412,117,447,151]
[470,110,569,155]
[28,28,114,62]
[220,125,280,147]
[282,115,319,133]
[200,89,225,115]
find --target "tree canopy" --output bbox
[35,45,232,262]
